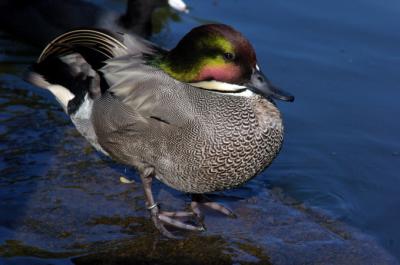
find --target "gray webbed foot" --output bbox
[149,204,205,238]
[140,169,205,238]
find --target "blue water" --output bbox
[174,0,400,257]
[0,0,399,263]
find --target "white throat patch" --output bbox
[188,80,255,97]
[189,80,246,92]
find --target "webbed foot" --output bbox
[147,203,205,238]
[140,169,205,238]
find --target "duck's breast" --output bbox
[156,89,284,193]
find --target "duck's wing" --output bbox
[99,55,196,126]
[27,28,194,128]
[91,58,198,158]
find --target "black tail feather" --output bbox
[31,28,128,100]
[38,28,129,67]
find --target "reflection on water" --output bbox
[1,0,400,264]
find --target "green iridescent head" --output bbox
[158,24,256,85]
[156,24,294,101]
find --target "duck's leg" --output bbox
[140,168,205,237]
[191,194,237,220]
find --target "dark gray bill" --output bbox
[247,69,294,102]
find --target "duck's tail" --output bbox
[26,28,142,155]
[25,28,139,115]
[37,28,129,65]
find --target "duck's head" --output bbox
[158,24,294,102]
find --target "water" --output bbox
[0,0,399,263]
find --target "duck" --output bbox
[26,24,294,237]
[0,0,188,47]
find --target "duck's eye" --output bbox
[223,52,235,61]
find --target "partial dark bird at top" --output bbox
[0,0,188,47]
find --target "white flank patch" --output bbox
[26,72,73,113]
[72,94,93,120]
[71,94,110,156]
[46,85,74,113]
[27,72,110,156]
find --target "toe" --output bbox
[202,201,235,217]
[150,214,176,238]
[158,214,205,232]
